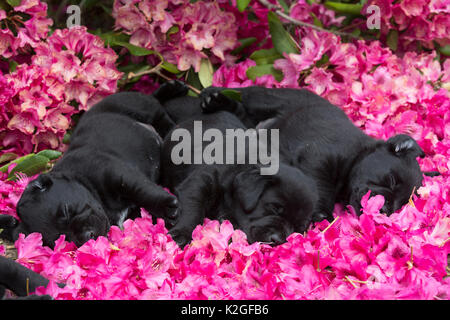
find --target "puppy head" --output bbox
[16,174,110,247]
[348,134,424,215]
[231,164,317,245]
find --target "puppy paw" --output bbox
[0,215,18,229]
[6,294,53,300]
[168,228,191,248]
[163,196,180,225]
[201,92,234,114]
[153,80,189,103]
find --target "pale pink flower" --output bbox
[0,0,52,58]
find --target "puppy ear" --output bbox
[233,168,269,213]
[30,174,53,192]
[387,134,425,159]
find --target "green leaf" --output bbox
[36,150,62,161]
[187,90,199,97]
[198,58,213,88]
[63,132,71,145]
[231,37,258,55]
[167,25,179,35]
[276,0,290,13]
[0,153,18,165]
[6,0,21,7]
[186,68,203,93]
[94,31,129,46]
[9,60,18,73]
[161,61,180,74]
[237,0,252,12]
[310,12,324,28]
[315,53,329,67]
[249,48,283,65]
[8,155,50,181]
[113,41,157,56]
[267,11,299,55]
[351,28,361,37]
[98,3,112,15]
[439,44,450,57]
[95,31,158,57]
[118,63,149,75]
[220,89,242,102]
[386,29,398,52]
[246,64,283,82]
[82,0,100,9]
[0,154,35,173]
[324,1,363,15]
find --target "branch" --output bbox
[257,0,360,39]
[128,66,201,95]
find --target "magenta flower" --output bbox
[0,0,448,301]
[113,0,238,72]
[0,0,52,58]
[365,0,450,51]
[0,24,122,157]
[213,59,256,87]
[33,26,122,109]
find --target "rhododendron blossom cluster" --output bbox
[1,7,122,155]
[113,0,239,71]
[0,172,34,220]
[0,0,449,300]
[0,0,52,59]
[364,0,450,52]
[10,191,450,299]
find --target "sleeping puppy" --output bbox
[0,256,52,300]
[161,109,318,247]
[0,91,180,248]
[153,82,204,133]
[200,86,426,222]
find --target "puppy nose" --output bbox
[381,203,392,215]
[269,233,285,245]
[82,230,96,241]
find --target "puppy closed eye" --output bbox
[265,203,284,215]
[57,204,70,222]
[384,174,397,190]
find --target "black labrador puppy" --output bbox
[161,102,318,247]
[0,256,52,300]
[200,86,426,222]
[0,89,181,248]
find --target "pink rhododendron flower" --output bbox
[0,0,449,301]
[0,26,122,157]
[113,0,238,72]
[33,26,122,109]
[0,0,52,58]
[364,0,450,51]
[8,196,448,300]
[213,59,256,88]
[290,0,345,28]
[0,173,35,219]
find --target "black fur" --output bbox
[1,91,179,247]
[200,86,425,221]
[161,107,318,247]
[0,256,53,300]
